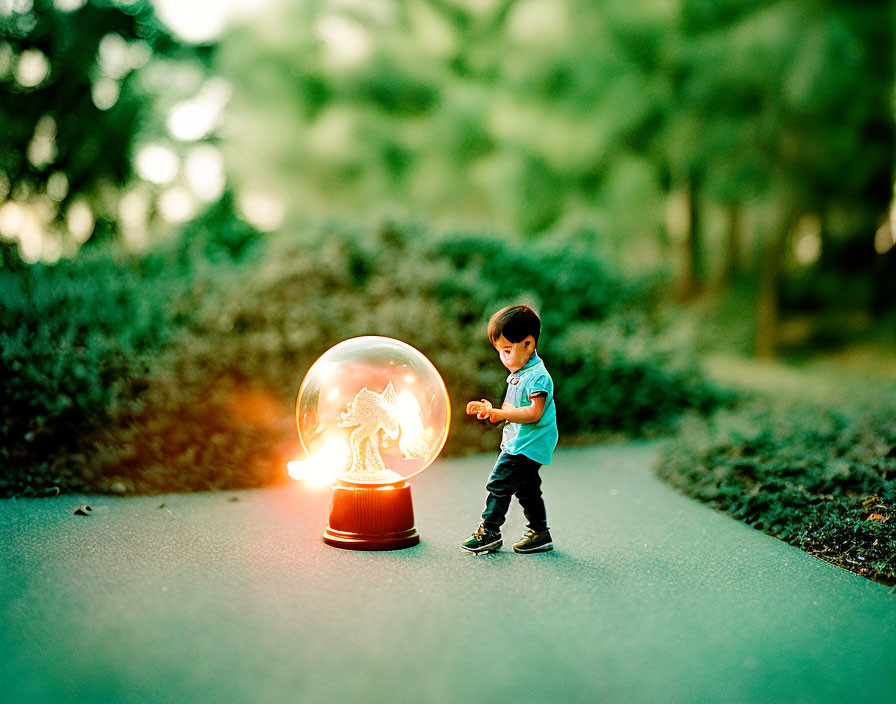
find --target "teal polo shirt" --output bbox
[500,350,558,465]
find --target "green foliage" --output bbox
[0,217,734,496]
[125,220,733,490]
[0,246,177,495]
[657,399,896,585]
[172,190,263,266]
[431,232,733,436]
[350,57,440,116]
[2,0,179,222]
[217,0,895,329]
[0,194,263,496]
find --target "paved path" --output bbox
[2,443,894,703]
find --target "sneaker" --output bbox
[512,528,553,554]
[461,525,502,553]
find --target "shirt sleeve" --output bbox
[526,370,553,400]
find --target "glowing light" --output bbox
[287,436,351,486]
[315,15,372,67]
[153,0,228,43]
[98,33,131,80]
[295,336,451,550]
[158,186,197,223]
[16,49,49,88]
[396,390,430,460]
[185,144,225,201]
[135,144,179,184]
[19,232,42,262]
[167,78,230,142]
[16,210,43,263]
[41,232,62,263]
[27,116,57,169]
[237,190,284,231]
[128,41,152,71]
[793,214,822,266]
[875,200,896,255]
[54,0,86,11]
[92,77,120,111]
[0,201,24,238]
[119,187,151,250]
[33,194,55,223]
[152,0,272,44]
[295,336,450,485]
[46,171,69,201]
[8,0,35,12]
[875,223,895,255]
[66,200,94,244]
[0,199,57,262]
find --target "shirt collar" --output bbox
[507,350,541,381]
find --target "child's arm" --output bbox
[487,394,545,424]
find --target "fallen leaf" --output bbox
[862,496,879,506]
[867,513,886,521]
[72,505,92,516]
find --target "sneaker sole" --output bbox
[461,539,502,554]
[512,542,553,554]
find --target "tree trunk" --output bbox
[755,210,795,359]
[720,205,744,286]
[676,178,704,300]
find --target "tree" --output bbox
[676,0,894,356]
[1,0,210,258]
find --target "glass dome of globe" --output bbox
[296,336,451,485]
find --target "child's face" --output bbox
[493,334,535,373]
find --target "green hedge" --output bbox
[1,216,733,496]
[656,400,896,586]
[0,247,177,495]
[0,193,261,496]
[430,232,732,436]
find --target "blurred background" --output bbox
[2,0,895,500]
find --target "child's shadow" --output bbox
[464,549,566,562]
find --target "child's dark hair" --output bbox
[488,305,541,345]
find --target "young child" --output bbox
[462,305,558,554]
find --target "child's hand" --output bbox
[465,399,493,420]
[485,407,506,424]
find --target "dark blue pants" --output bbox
[481,452,548,533]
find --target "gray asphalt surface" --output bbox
[2,442,894,704]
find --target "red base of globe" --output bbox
[322,479,420,550]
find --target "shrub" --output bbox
[0,247,178,495]
[656,399,896,585]
[427,231,734,438]
[84,220,730,493]
[0,193,261,496]
[2,217,733,495]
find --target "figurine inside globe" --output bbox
[295,336,451,485]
